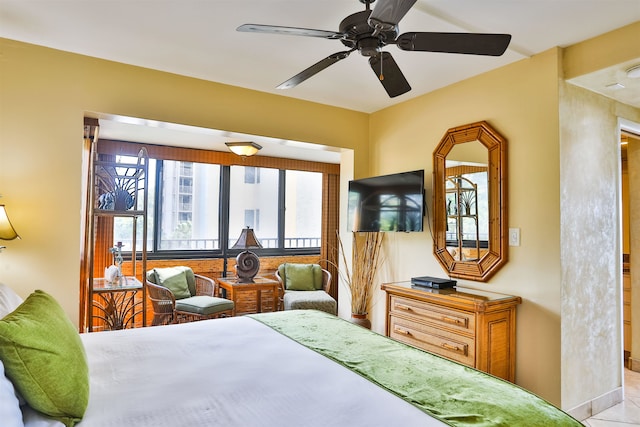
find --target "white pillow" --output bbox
[0,359,24,427]
[0,283,23,318]
[22,406,66,427]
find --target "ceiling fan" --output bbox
[237,0,511,98]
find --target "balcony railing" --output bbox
[117,236,321,251]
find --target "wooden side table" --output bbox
[216,277,279,316]
[92,276,144,331]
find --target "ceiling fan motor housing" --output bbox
[339,10,397,56]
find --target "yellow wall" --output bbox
[563,21,640,79]
[368,48,563,404]
[0,37,369,325]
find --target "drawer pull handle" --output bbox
[441,316,463,325]
[394,327,411,336]
[441,342,464,353]
[395,303,412,311]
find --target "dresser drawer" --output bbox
[389,295,475,335]
[389,315,475,366]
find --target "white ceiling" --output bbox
[93,113,345,163]
[2,0,639,159]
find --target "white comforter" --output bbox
[62,316,446,427]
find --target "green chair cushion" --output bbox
[283,263,316,291]
[0,290,89,427]
[154,267,191,299]
[283,290,337,315]
[176,296,234,316]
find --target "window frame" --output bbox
[99,140,338,261]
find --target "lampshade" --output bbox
[225,141,262,157]
[0,205,19,240]
[231,226,263,249]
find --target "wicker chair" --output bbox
[275,263,337,315]
[146,267,234,326]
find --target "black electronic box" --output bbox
[410,276,457,289]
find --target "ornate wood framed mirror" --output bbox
[433,121,507,281]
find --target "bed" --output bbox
[0,287,582,427]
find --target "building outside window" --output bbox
[244,166,260,184]
[284,170,322,248]
[244,209,260,231]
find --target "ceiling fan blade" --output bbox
[369,0,417,30]
[396,32,511,56]
[369,52,411,98]
[277,51,352,90]
[237,24,342,39]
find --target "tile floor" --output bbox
[583,369,640,426]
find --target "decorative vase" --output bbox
[350,313,371,329]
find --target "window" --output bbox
[284,170,322,248]
[108,152,325,258]
[244,209,260,231]
[230,166,278,248]
[111,155,156,253]
[158,161,220,251]
[180,162,193,176]
[244,166,260,184]
[179,194,192,211]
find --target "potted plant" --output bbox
[459,189,476,216]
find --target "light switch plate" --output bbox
[509,228,520,246]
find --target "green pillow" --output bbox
[154,267,191,299]
[311,264,323,290]
[0,290,89,427]
[284,263,316,291]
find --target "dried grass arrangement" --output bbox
[337,231,385,316]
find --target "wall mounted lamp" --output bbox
[0,205,20,251]
[231,226,263,283]
[225,141,262,157]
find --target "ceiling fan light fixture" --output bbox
[225,141,262,157]
[626,64,640,79]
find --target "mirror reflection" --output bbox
[445,142,488,262]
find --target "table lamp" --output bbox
[0,204,19,252]
[231,226,263,283]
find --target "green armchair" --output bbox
[275,263,337,315]
[146,266,234,326]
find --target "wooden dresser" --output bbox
[381,282,521,382]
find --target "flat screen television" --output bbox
[348,170,424,232]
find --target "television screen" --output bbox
[348,170,424,232]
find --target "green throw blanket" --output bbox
[249,310,582,427]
